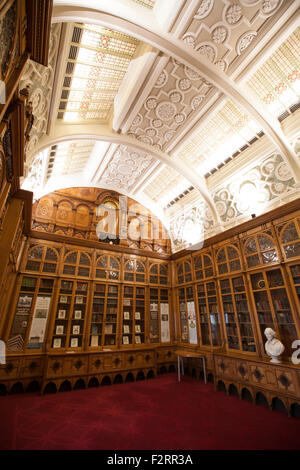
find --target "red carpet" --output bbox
[0,373,299,450]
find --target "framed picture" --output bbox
[104,324,113,334]
[58,309,66,319]
[135,324,141,333]
[56,325,64,335]
[123,325,130,334]
[75,296,84,304]
[135,335,141,344]
[74,310,82,319]
[53,338,61,348]
[123,336,129,345]
[91,335,99,347]
[72,325,80,335]
[60,296,68,304]
[123,311,130,320]
[123,299,131,306]
[135,311,141,320]
[70,338,78,348]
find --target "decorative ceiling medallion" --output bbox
[178,78,191,91]
[164,130,175,142]
[216,201,227,216]
[225,4,243,25]
[145,97,158,110]
[131,114,143,127]
[211,26,228,44]
[182,34,195,49]
[154,70,168,88]
[236,31,257,55]
[194,0,214,20]
[275,162,293,181]
[184,66,202,81]
[156,101,177,121]
[195,44,216,63]
[174,113,186,124]
[261,0,282,15]
[191,95,204,110]
[152,118,163,128]
[169,91,183,103]
[215,59,228,72]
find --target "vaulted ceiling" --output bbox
[21,0,300,252]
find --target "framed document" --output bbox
[53,338,61,348]
[135,336,141,344]
[123,311,130,320]
[104,324,113,334]
[123,299,131,306]
[91,335,99,347]
[58,309,66,319]
[72,325,80,335]
[60,296,68,304]
[70,338,78,348]
[135,311,141,320]
[123,336,129,345]
[56,325,64,335]
[75,296,83,304]
[123,325,130,334]
[135,324,141,333]
[74,310,82,319]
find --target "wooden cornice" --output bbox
[25,0,53,66]
[15,188,33,234]
[171,198,300,260]
[29,230,171,260]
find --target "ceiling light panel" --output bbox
[245,27,300,117]
[57,24,140,123]
[46,141,95,179]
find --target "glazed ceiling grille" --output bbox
[57,24,140,122]
[46,141,95,179]
[177,100,262,177]
[246,27,300,119]
[143,166,191,207]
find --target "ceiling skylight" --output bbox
[246,27,300,118]
[58,23,140,122]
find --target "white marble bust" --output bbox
[264,327,285,363]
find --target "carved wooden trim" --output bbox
[25,0,53,66]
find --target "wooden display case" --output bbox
[50,279,89,350]
[122,285,146,346]
[218,275,256,353]
[195,280,222,347]
[248,267,299,358]
[7,275,55,351]
[149,287,171,344]
[177,285,197,345]
[89,283,119,348]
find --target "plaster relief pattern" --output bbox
[99,145,156,192]
[181,0,283,74]
[19,23,61,169]
[213,153,297,223]
[169,199,215,253]
[129,58,213,149]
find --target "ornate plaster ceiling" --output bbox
[20,0,300,253]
